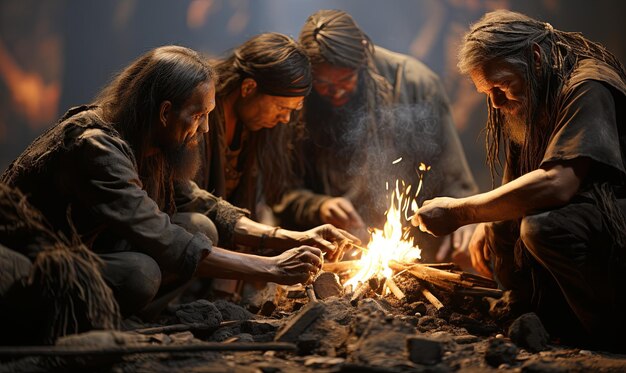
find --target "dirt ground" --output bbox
[1,272,626,373]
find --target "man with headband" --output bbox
[273,10,477,264]
[178,33,356,286]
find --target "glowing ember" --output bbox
[344,164,430,290]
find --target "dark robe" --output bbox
[273,46,478,258]
[488,58,626,350]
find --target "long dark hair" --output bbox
[94,46,215,213]
[458,9,626,182]
[298,9,393,163]
[214,33,311,204]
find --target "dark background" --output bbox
[1,0,624,191]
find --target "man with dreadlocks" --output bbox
[1,46,333,322]
[413,10,626,350]
[273,9,478,263]
[189,32,355,251]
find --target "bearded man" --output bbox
[0,46,330,321]
[273,9,478,263]
[413,10,626,350]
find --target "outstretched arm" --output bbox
[196,245,323,285]
[413,158,590,236]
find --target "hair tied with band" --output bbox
[314,22,326,39]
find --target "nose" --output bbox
[277,111,291,125]
[489,90,507,109]
[199,115,209,133]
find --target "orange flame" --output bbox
[344,163,430,290]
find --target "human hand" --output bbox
[468,223,492,278]
[320,197,366,231]
[268,245,323,285]
[411,197,463,236]
[284,224,360,260]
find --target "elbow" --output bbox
[542,168,580,206]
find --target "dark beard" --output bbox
[165,138,201,181]
[305,87,367,151]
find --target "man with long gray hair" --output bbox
[413,10,626,350]
[273,9,478,264]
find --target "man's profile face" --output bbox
[469,59,529,145]
[312,62,359,107]
[237,92,304,131]
[159,80,216,179]
[162,80,216,149]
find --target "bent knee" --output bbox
[172,212,219,243]
[520,212,550,247]
[100,252,161,316]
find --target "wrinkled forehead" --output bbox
[469,59,519,92]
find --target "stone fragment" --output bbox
[508,312,549,352]
[485,337,518,367]
[406,335,443,365]
[175,299,223,328]
[313,271,343,299]
[274,301,325,342]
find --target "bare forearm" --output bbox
[232,216,291,251]
[195,246,274,282]
[458,164,584,224]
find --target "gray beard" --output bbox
[502,111,527,146]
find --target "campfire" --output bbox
[322,163,501,308]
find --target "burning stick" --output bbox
[384,277,405,301]
[389,261,498,291]
[350,281,371,306]
[421,287,444,310]
[305,284,318,303]
[322,260,359,273]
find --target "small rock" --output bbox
[241,319,281,335]
[485,337,518,367]
[356,298,389,315]
[579,349,593,356]
[406,335,443,365]
[235,333,254,342]
[175,299,223,328]
[507,312,549,352]
[214,299,255,321]
[409,301,428,315]
[417,316,446,331]
[496,334,505,339]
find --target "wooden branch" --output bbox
[132,320,240,335]
[322,260,359,273]
[305,284,318,303]
[421,288,444,310]
[385,277,405,300]
[389,261,499,293]
[0,342,297,357]
[350,281,370,306]
[455,286,503,298]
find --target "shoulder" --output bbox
[566,59,626,97]
[373,45,440,84]
[59,109,135,165]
